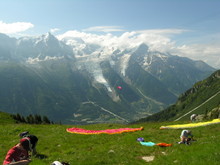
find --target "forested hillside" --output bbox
[135,70,220,123]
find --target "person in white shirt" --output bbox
[51,161,69,165]
[190,114,197,122]
[178,130,194,145]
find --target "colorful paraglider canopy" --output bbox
[117,86,122,90]
[66,127,143,135]
[140,141,156,146]
[156,143,172,147]
[160,119,220,129]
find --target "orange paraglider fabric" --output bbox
[156,143,172,147]
[66,127,143,135]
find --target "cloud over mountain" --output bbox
[56,29,220,69]
[0,21,34,34]
[83,26,125,32]
[0,19,219,68]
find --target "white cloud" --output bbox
[0,21,34,34]
[56,29,184,52]
[26,56,64,64]
[56,28,220,69]
[83,26,125,32]
[137,29,189,35]
[50,28,60,33]
[173,43,220,69]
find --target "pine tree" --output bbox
[26,114,34,124]
[43,116,50,124]
[21,116,26,123]
[34,114,42,124]
[16,113,22,122]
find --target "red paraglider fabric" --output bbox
[156,143,172,147]
[66,127,143,135]
[117,86,122,90]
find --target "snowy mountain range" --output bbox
[0,33,215,124]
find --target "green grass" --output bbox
[1,120,220,165]
[0,112,16,124]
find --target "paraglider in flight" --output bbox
[117,86,122,90]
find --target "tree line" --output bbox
[11,113,53,124]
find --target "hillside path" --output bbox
[82,101,129,123]
[174,90,220,121]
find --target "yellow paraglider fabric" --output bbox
[160,119,220,129]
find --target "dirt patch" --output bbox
[141,155,155,162]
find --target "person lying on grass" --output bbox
[3,138,32,165]
[178,130,194,145]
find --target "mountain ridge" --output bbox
[135,69,220,123]
[0,33,216,124]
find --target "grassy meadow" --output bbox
[0,118,220,165]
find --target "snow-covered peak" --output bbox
[1,33,215,95]
[34,32,59,46]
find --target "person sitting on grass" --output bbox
[3,138,32,165]
[19,131,38,156]
[178,130,194,145]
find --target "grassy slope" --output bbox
[135,70,220,123]
[0,113,220,165]
[0,111,16,124]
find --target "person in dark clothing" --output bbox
[19,132,38,155]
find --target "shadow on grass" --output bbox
[34,153,48,159]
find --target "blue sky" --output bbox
[0,0,220,68]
